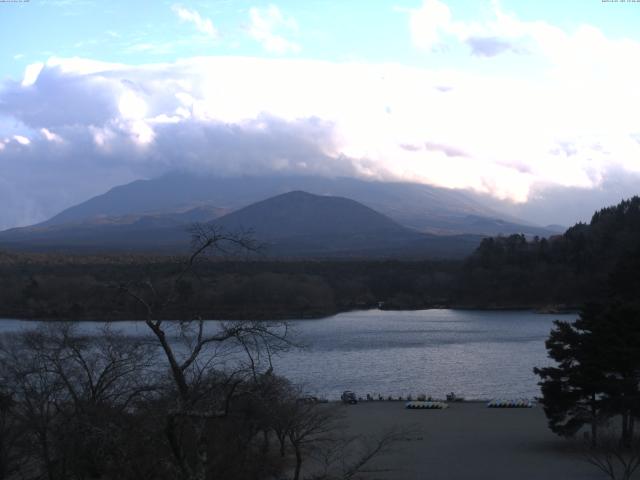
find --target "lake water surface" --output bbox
[0,309,575,400]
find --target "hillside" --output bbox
[0,206,226,251]
[212,191,482,258]
[458,196,640,307]
[214,190,407,239]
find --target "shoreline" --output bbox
[0,304,579,322]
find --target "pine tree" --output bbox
[534,305,607,445]
[535,303,640,446]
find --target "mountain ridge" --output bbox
[0,190,484,258]
[37,171,558,237]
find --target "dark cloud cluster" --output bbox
[0,66,118,128]
[150,115,347,177]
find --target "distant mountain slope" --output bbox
[0,205,224,251]
[0,191,483,258]
[211,191,480,257]
[68,205,227,227]
[214,190,410,239]
[39,172,551,236]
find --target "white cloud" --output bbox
[407,0,640,81]
[127,119,155,146]
[21,62,44,87]
[41,128,63,143]
[408,0,453,51]
[118,90,147,120]
[46,56,125,74]
[172,4,218,38]
[248,5,300,54]
[13,135,30,145]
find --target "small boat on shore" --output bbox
[487,399,534,408]
[406,401,448,409]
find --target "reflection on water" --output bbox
[0,309,575,400]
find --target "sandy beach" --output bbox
[334,401,601,480]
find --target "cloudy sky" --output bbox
[1,0,640,229]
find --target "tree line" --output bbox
[0,256,459,321]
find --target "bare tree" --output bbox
[584,426,640,480]
[1,329,69,480]
[308,427,414,480]
[261,379,410,480]
[0,388,23,480]
[29,323,156,411]
[286,402,340,480]
[118,224,294,480]
[0,322,157,480]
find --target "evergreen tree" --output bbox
[534,305,607,444]
[591,303,640,447]
[535,303,640,446]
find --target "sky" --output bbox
[1,0,640,229]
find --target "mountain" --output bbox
[212,191,481,257]
[39,172,554,236]
[215,190,407,239]
[0,191,483,258]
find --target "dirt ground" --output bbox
[332,401,602,480]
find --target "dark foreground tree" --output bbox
[535,302,640,446]
[0,322,155,480]
[0,388,23,480]
[592,303,640,447]
[534,305,607,444]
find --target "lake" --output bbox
[0,309,575,400]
